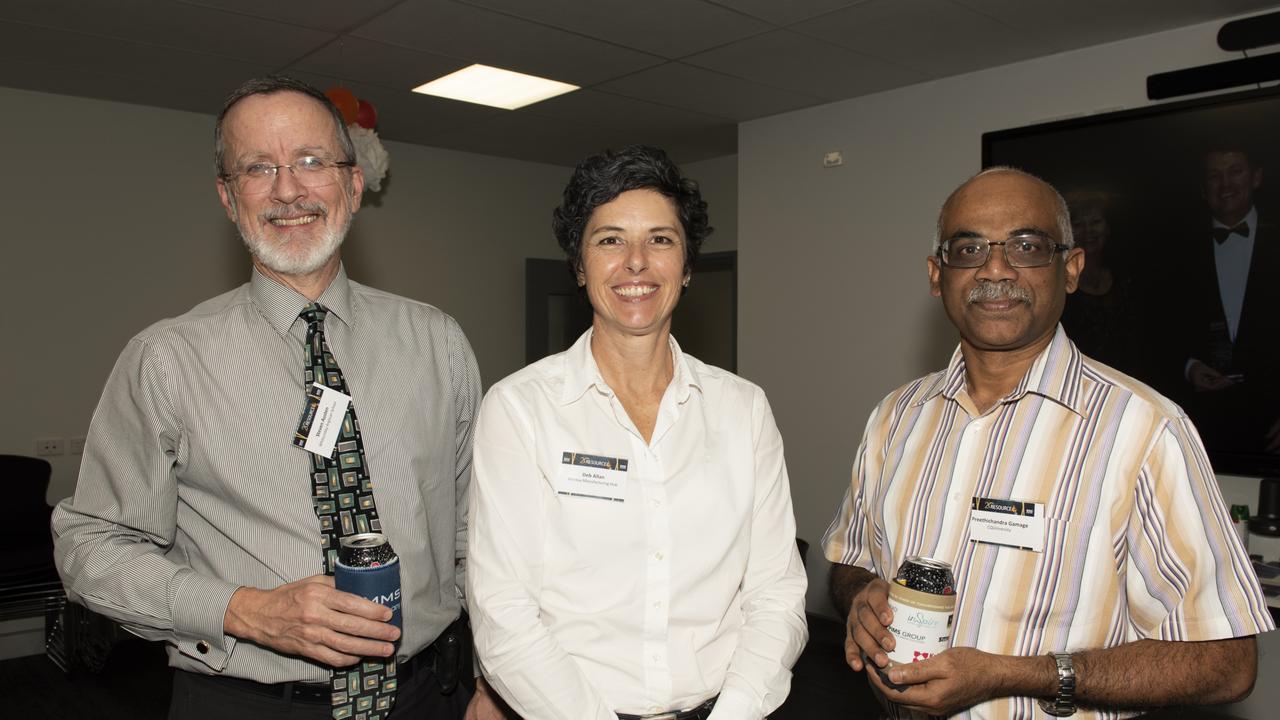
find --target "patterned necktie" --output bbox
[299,303,398,720]
[1213,221,1249,244]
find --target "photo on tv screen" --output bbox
[984,87,1280,478]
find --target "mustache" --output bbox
[261,200,328,222]
[967,281,1031,304]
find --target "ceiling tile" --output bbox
[290,36,468,92]
[456,0,772,58]
[178,0,404,33]
[524,89,734,135]
[703,0,870,26]
[0,21,274,98]
[597,62,825,121]
[0,0,333,66]
[0,56,237,118]
[283,70,505,139]
[954,0,1280,52]
[425,112,629,165]
[790,0,1046,77]
[354,0,664,87]
[684,29,926,100]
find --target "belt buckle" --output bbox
[647,714,678,720]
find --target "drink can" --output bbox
[885,556,956,666]
[335,533,402,628]
[1231,504,1251,552]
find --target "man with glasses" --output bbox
[823,167,1270,719]
[52,77,500,719]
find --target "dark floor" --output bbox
[0,614,1250,719]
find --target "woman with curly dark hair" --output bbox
[467,145,808,720]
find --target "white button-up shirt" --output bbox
[468,330,808,719]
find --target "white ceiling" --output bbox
[1,0,1275,165]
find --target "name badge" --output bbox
[293,383,351,459]
[553,452,628,503]
[969,496,1045,552]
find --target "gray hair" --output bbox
[933,166,1074,253]
[214,75,356,178]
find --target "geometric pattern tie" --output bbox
[297,303,398,720]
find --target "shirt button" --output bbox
[654,551,664,561]
[196,641,210,655]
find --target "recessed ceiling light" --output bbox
[412,64,579,110]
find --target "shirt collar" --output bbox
[1213,206,1258,239]
[559,328,702,406]
[919,324,1086,417]
[250,264,354,337]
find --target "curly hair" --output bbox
[552,145,712,275]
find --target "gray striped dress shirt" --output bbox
[52,266,481,683]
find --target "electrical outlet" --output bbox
[36,437,66,456]
[70,436,87,455]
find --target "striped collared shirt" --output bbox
[823,326,1272,720]
[53,266,481,683]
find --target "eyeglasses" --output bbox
[937,234,1071,269]
[222,156,356,195]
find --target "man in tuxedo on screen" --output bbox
[1175,146,1280,454]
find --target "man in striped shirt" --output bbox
[823,168,1273,719]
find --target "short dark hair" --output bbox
[214,75,355,177]
[553,145,712,274]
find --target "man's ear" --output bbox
[348,165,365,213]
[927,255,942,298]
[216,178,237,222]
[1063,247,1085,294]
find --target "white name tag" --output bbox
[293,383,351,459]
[553,451,628,503]
[969,496,1046,553]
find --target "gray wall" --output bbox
[1,86,570,506]
[736,14,1278,719]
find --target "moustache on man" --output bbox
[261,200,328,223]
[967,281,1031,305]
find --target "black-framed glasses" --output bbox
[937,234,1071,269]
[222,156,356,195]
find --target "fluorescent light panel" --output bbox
[412,64,578,110]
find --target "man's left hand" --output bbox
[866,647,1006,716]
[464,677,513,720]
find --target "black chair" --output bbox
[0,454,67,667]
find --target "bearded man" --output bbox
[53,76,500,720]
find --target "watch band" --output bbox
[1037,651,1077,717]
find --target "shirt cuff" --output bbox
[170,569,242,670]
[706,687,764,720]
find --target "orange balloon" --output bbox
[324,87,359,125]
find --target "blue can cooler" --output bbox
[335,533,403,628]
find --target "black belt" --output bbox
[617,696,717,720]
[198,644,437,704]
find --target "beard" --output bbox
[231,195,351,276]
[967,280,1031,304]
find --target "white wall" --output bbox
[737,13,1278,718]
[0,86,569,506]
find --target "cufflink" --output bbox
[196,640,210,654]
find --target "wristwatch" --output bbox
[1038,652,1077,717]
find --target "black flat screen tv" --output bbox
[983,87,1280,478]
